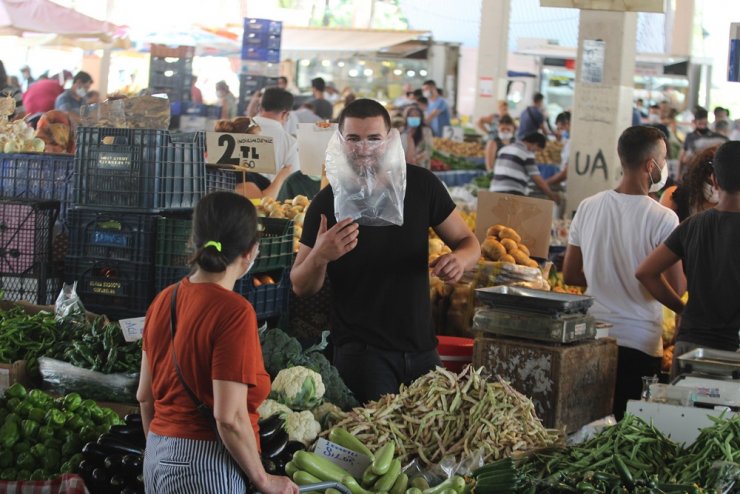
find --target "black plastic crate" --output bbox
[0,199,59,275]
[155,264,191,293]
[74,127,207,211]
[64,256,155,319]
[0,153,74,225]
[156,215,192,267]
[236,268,290,320]
[206,167,237,193]
[254,218,294,272]
[0,274,61,305]
[67,208,158,264]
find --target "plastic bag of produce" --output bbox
[38,357,138,403]
[54,282,86,322]
[325,128,406,226]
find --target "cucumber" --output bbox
[284,461,299,477]
[361,464,380,487]
[329,428,374,460]
[294,470,322,485]
[374,459,401,492]
[292,450,352,483]
[372,442,395,475]
[342,475,374,494]
[390,473,409,494]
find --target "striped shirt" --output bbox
[489,141,540,195]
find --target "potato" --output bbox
[500,254,516,264]
[292,195,310,207]
[499,227,522,243]
[269,209,285,218]
[500,238,518,253]
[481,237,507,261]
[524,259,540,269]
[429,238,445,256]
[510,248,531,265]
[486,224,507,238]
[517,243,530,256]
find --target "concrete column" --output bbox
[668,0,694,57]
[473,0,511,123]
[565,9,638,216]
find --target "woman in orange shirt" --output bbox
[137,192,298,494]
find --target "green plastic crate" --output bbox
[156,216,192,267]
[254,218,294,273]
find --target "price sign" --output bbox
[119,317,145,342]
[297,123,337,176]
[313,438,372,479]
[206,133,277,174]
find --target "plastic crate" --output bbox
[66,208,158,264]
[0,199,58,275]
[206,167,237,193]
[0,153,75,225]
[0,275,61,305]
[254,218,294,272]
[155,264,191,293]
[236,268,290,320]
[64,256,155,319]
[150,44,195,58]
[74,127,207,211]
[156,215,192,267]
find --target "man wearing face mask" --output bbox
[679,107,727,178]
[563,125,686,420]
[421,80,450,137]
[637,141,740,376]
[401,105,433,169]
[54,71,93,114]
[291,99,480,404]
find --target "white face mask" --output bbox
[498,131,513,141]
[703,182,719,204]
[649,159,668,193]
[241,246,259,278]
[422,90,431,98]
[648,113,661,123]
[75,86,87,98]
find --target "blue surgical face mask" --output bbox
[407,116,421,128]
[562,130,569,140]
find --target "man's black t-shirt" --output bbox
[300,165,456,352]
[664,208,740,349]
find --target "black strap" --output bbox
[169,282,222,441]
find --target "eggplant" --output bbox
[263,458,279,475]
[104,454,123,472]
[97,434,145,456]
[258,415,285,439]
[261,428,289,460]
[110,474,127,490]
[121,454,143,478]
[91,467,109,491]
[77,459,96,478]
[281,441,305,460]
[123,414,142,426]
[120,488,138,494]
[109,424,146,448]
[82,442,110,465]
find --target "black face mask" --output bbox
[697,128,710,135]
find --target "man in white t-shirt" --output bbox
[253,87,301,176]
[563,125,685,420]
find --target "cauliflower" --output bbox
[257,398,292,420]
[285,410,321,446]
[270,366,325,410]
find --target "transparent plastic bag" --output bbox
[38,356,139,403]
[567,415,617,445]
[325,129,407,226]
[54,282,86,322]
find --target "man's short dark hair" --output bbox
[416,96,428,106]
[260,87,294,113]
[422,80,436,88]
[694,106,709,120]
[649,104,660,111]
[311,77,326,92]
[277,76,288,85]
[499,115,515,126]
[617,125,667,170]
[522,132,546,149]
[412,89,423,98]
[713,141,740,193]
[533,92,544,104]
[338,98,391,133]
[73,71,92,85]
[556,111,571,125]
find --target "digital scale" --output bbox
[626,348,740,445]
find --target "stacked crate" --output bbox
[64,127,212,320]
[148,44,195,105]
[155,215,293,321]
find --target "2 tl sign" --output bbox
[206,132,277,174]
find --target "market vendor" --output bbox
[137,192,298,494]
[291,98,480,404]
[563,125,686,420]
[637,140,740,376]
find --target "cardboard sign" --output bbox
[206,132,276,174]
[119,317,146,342]
[313,438,372,479]
[475,191,554,258]
[297,123,337,176]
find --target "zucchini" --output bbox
[284,461,299,477]
[361,464,380,487]
[372,442,395,475]
[390,473,409,494]
[292,450,352,483]
[329,427,374,460]
[293,470,322,485]
[406,489,423,494]
[374,459,401,492]
[343,475,374,494]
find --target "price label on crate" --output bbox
[313,438,371,479]
[119,317,146,342]
[206,133,277,174]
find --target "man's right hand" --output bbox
[313,215,359,263]
[257,473,299,494]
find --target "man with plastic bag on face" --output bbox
[291,99,481,404]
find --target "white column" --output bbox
[472,0,511,123]
[565,9,638,216]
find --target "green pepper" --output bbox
[16,469,31,481]
[20,419,39,439]
[80,399,96,411]
[68,453,82,467]
[0,450,13,469]
[0,408,8,423]
[5,383,27,400]
[44,409,66,428]
[0,468,17,481]
[0,420,20,449]
[44,438,62,452]
[43,449,61,472]
[4,412,19,424]
[16,451,36,470]
[16,402,33,419]
[37,425,54,442]
[62,393,82,412]
[27,389,51,408]
[59,461,74,474]
[79,425,96,442]
[28,407,45,424]
[62,436,82,457]
[29,443,46,459]
[6,397,20,411]
[29,469,46,481]
[65,414,85,432]
[13,441,31,454]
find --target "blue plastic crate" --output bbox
[235,268,290,320]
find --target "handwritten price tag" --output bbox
[119,317,146,342]
[206,132,277,174]
[313,438,372,479]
